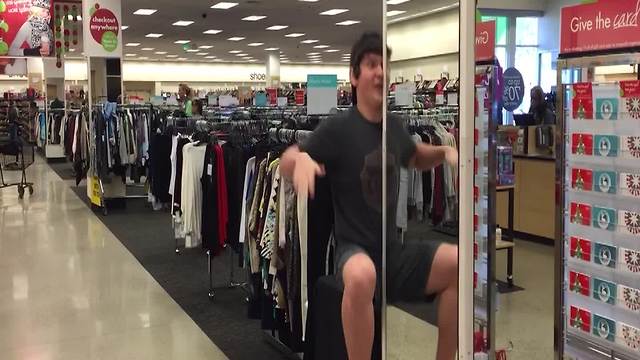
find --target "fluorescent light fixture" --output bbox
[285,33,305,37]
[178,58,188,61]
[145,33,163,38]
[203,29,223,34]
[387,10,406,16]
[227,37,245,41]
[141,47,155,51]
[155,51,167,55]
[264,47,280,51]
[341,58,350,61]
[387,0,410,4]
[300,0,318,2]
[242,15,266,21]
[248,59,258,62]
[311,60,322,63]
[248,42,264,47]
[236,53,248,56]
[320,9,349,16]
[266,25,288,31]
[205,56,217,59]
[211,2,238,9]
[307,52,320,55]
[167,55,179,58]
[229,50,242,53]
[301,39,319,44]
[121,26,129,30]
[174,40,191,44]
[197,53,209,56]
[172,20,194,26]
[199,45,214,49]
[133,9,157,15]
[186,49,199,52]
[325,49,339,52]
[336,20,360,26]
[243,57,253,60]
[313,45,330,49]
[138,57,149,60]
[125,43,140,47]
[308,55,322,58]
[125,53,137,57]
[281,60,291,63]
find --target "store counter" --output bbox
[497,154,556,243]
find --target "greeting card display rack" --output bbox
[556,51,640,360]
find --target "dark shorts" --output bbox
[336,240,442,303]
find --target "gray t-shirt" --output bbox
[300,108,416,264]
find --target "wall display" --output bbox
[1,0,55,57]
[562,79,640,359]
[82,0,122,57]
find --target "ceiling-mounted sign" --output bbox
[295,89,305,106]
[307,74,337,115]
[82,0,122,57]
[502,67,524,112]
[560,0,640,55]
[475,20,495,62]
[395,82,415,107]
[2,0,55,57]
[266,88,277,106]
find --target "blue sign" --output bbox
[502,67,524,112]
[255,92,267,107]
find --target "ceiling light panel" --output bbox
[145,33,163,38]
[301,39,319,44]
[229,50,242,53]
[264,47,279,51]
[174,40,190,44]
[125,43,140,47]
[211,2,238,9]
[121,26,129,30]
[227,37,245,41]
[236,53,248,56]
[242,15,266,21]
[313,45,329,49]
[248,42,264,47]
[167,55,179,58]
[141,48,154,51]
[285,33,305,38]
[138,57,149,60]
[203,29,223,34]
[299,0,318,2]
[336,20,360,26]
[387,0,410,4]
[172,20,194,26]
[197,53,208,56]
[266,25,288,31]
[186,49,199,52]
[199,45,214,49]
[205,56,217,59]
[133,9,157,15]
[325,49,339,52]
[178,58,188,61]
[387,10,406,16]
[125,53,137,57]
[307,52,320,55]
[155,51,167,54]
[319,9,349,16]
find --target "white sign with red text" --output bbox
[82,0,122,57]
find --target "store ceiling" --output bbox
[119,0,457,64]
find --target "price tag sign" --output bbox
[502,67,524,112]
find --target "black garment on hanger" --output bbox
[201,144,220,252]
[149,133,172,203]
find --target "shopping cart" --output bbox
[0,121,35,199]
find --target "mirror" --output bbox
[385,1,460,359]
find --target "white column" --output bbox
[266,51,280,88]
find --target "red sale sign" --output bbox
[475,21,495,62]
[560,0,640,54]
[266,88,277,106]
[295,89,305,106]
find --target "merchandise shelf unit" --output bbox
[555,51,640,360]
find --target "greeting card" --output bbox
[621,136,640,160]
[570,202,592,226]
[569,270,591,297]
[594,243,617,268]
[618,285,640,313]
[620,173,640,199]
[593,171,617,194]
[592,314,616,342]
[592,278,616,305]
[569,305,591,333]
[595,98,619,120]
[621,248,640,274]
[571,133,593,155]
[570,236,592,262]
[594,135,619,157]
[619,210,640,237]
[571,168,593,191]
[592,206,617,231]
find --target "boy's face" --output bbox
[351,53,385,109]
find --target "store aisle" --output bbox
[0,156,227,360]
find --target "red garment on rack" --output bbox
[215,144,228,248]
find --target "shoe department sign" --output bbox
[82,0,121,57]
[561,0,640,55]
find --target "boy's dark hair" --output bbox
[349,32,391,105]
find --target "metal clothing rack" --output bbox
[89,104,153,215]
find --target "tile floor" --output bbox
[1,155,556,359]
[0,156,226,360]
